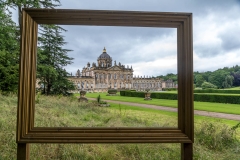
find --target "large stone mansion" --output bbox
[68,47,175,92]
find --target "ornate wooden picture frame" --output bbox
[17,9,193,159]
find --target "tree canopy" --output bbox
[37,25,75,95]
[0,0,75,95]
[0,4,19,92]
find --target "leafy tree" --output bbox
[231,71,240,86]
[201,71,212,82]
[0,4,19,92]
[222,75,234,88]
[37,25,75,95]
[208,70,229,88]
[157,73,178,84]
[0,50,19,92]
[201,82,217,89]
[195,74,205,87]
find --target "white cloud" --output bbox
[194,49,240,72]
[7,0,240,76]
[133,55,177,76]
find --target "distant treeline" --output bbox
[157,65,240,89]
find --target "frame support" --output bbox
[181,143,193,160]
[17,143,30,160]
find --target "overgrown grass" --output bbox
[85,93,240,115]
[35,95,176,128]
[1,93,240,159]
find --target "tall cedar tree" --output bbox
[37,25,75,95]
[0,4,19,92]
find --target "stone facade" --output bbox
[68,47,175,92]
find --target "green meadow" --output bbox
[0,93,239,159]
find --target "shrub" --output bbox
[120,91,125,96]
[201,82,217,89]
[108,89,117,94]
[120,91,178,100]
[97,95,101,103]
[162,88,177,91]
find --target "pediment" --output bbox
[107,66,122,71]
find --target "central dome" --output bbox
[98,47,111,60]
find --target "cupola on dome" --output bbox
[98,47,112,60]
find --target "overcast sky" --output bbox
[11,0,240,76]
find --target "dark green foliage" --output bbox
[151,92,178,100]
[222,75,234,88]
[1,0,62,93]
[108,89,117,94]
[97,95,101,103]
[157,73,178,83]
[37,25,75,95]
[195,74,205,87]
[231,70,240,86]
[194,94,240,104]
[162,88,177,91]
[121,91,178,100]
[193,65,240,89]
[0,50,19,92]
[121,90,240,104]
[120,91,125,96]
[0,5,19,92]
[194,89,240,94]
[128,91,145,97]
[120,90,142,97]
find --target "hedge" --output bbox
[108,89,117,94]
[151,92,178,100]
[194,94,240,104]
[162,88,177,91]
[194,89,240,94]
[120,91,240,104]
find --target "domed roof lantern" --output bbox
[98,47,112,60]
[103,47,106,52]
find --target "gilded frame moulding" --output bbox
[17,9,193,144]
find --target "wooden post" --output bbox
[17,143,30,160]
[181,143,193,160]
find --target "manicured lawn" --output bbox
[84,92,240,115]
[227,87,240,90]
[109,103,240,127]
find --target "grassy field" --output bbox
[1,93,240,159]
[227,87,240,90]
[84,92,240,115]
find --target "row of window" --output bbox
[95,73,132,79]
